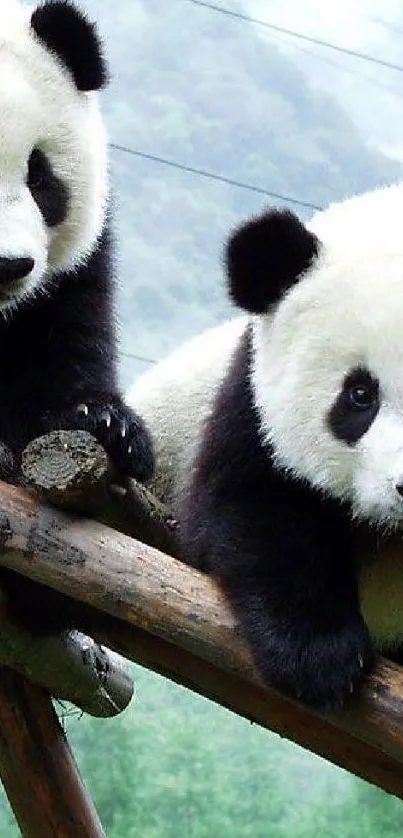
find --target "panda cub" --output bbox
[0,0,153,484]
[129,183,403,707]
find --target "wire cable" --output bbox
[121,351,157,364]
[183,0,403,73]
[110,143,322,211]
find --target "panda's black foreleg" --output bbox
[43,395,154,482]
[179,490,374,709]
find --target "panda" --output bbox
[0,0,156,633]
[0,0,153,485]
[128,182,403,708]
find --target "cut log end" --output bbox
[22,431,109,508]
[21,429,181,557]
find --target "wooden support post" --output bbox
[0,669,105,838]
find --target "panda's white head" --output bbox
[226,184,403,532]
[0,0,108,312]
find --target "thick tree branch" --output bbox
[1,479,403,797]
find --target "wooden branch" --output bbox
[0,582,133,717]
[1,482,403,797]
[0,669,105,837]
[22,430,180,557]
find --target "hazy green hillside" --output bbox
[80,0,402,385]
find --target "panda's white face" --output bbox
[252,187,403,532]
[0,1,107,312]
[252,250,403,531]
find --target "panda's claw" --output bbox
[252,612,374,709]
[101,410,111,428]
[67,398,154,482]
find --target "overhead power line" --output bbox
[110,143,322,211]
[183,0,403,73]
[121,351,157,364]
[116,3,401,372]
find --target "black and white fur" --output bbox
[0,0,155,631]
[129,183,403,707]
[0,0,153,483]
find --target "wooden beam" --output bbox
[0,669,105,838]
[0,483,403,797]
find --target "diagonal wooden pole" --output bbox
[0,668,106,838]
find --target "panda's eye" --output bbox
[327,367,379,445]
[348,383,376,411]
[26,148,69,228]
[26,148,46,191]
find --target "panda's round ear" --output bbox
[30,1,108,92]
[225,209,320,314]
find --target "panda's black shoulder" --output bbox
[194,325,267,487]
[10,222,114,342]
[0,222,117,432]
[178,324,276,521]
[180,324,343,553]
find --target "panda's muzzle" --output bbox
[0,257,34,293]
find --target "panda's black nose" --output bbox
[396,483,403,498]
[0,257,34,285]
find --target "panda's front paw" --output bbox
[72,399,154,482]
[254,615,374,709]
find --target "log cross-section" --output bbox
[0,481,403,797]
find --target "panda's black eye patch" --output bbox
[27,149,69,228]
[327,368,379,445]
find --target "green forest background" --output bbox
[3,0,403,834]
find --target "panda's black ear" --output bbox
[31,1,108,92]
[225,209,320,314]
